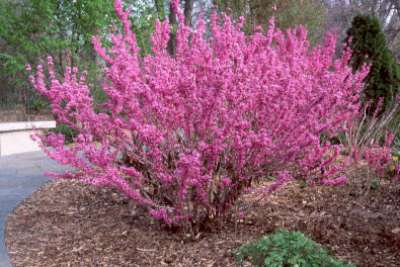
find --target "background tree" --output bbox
[0,0,117,111]
[214,0,327,43]
[346,14,400,112]
[323,0,400,59]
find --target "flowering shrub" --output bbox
[364,133,394,177]
[345,97,400,182]
[365,136,400,181]
[28,0,368,228]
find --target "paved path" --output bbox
[0,151,62,267]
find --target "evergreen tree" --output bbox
[346,15,400,113]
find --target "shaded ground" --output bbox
[0,151,63,267]
[0,108,52,122]
[5,173,400,267]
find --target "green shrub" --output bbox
[49,124,77,144]
[370,178,381,190]
[29,96,49,113]
[345,15,400,113]
[235,230,355,267]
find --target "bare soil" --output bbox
[5,173,400,267]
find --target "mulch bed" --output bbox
[5,173,400,267]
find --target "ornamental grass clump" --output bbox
[28,0,368,229]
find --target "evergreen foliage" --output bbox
[346,15,400,112]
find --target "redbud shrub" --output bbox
[28,0,368,229]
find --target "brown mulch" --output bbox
[5,174,400,267]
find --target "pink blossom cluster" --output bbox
[363,133,396,178]
[28,0,368,227]
[396,165,400,180]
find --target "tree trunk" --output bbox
[167,1,177,56]
[184,0,193,26]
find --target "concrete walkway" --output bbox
[0,121,56,156]
[0,151,62,267]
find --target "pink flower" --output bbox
[221,177,232,187]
